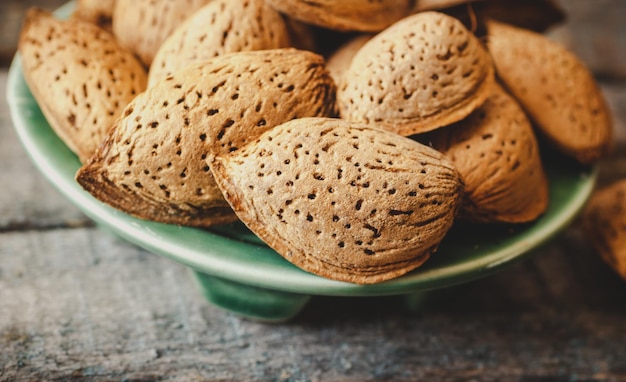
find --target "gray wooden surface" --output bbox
[3,0,626,381]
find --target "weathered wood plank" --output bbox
[0,72,91,231]
[2,226,626,381]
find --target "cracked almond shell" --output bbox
[486,19,613,165]
[76,49,337,227]
[210,117,464,284]
[337,11,495,136]
[426,85,549,223]
[18,8,147,163]
[148,0,291,87]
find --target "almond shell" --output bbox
[211,117,464,284]
[76,49,337,227]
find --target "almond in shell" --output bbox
[72,0,116,31]
[582,179,626,281]
[148,0,291,87]
[413,0,565,32]
[425,85,549,223]
[411,0,471,12]
[337,11,495,136]
[18,8,147,163]
[458,0,565,33]
[265,0,414,32]
[210,117,464,284]
[112,0,212,67]
[486,19,613,165]
[76,49,337,227]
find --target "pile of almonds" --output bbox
[18,0,614,284]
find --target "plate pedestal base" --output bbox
[191,270,448,321]
[191,271,311,322]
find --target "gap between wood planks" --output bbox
[0,219,95,234]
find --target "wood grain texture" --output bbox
[2,0,626,380]
[2,222,626,380]
[0,72,91,232]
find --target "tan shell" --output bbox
[148,0,291,87]
[337,11,495,136]
[265,0,414,32]
[582,179,626,280]
[72,0,116,31]
[112,0,212,67]
[211,117,464,284]
[18,8,147,163]
[468,0,565,33]
[425,85,549,223]
[76,49,337,227]
[486,19,613,165]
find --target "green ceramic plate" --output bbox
[6,1,597,321]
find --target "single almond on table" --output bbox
[112,0,212,67]
[486,19,613,165]
[210,117,464,284]
[424,85,549,223]
[582,179,626,281]
[76,49,337,227]
[337,11,495,136]
[18,8,147,163]
[265,0,414,32]
[148,0,291,87]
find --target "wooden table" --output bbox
[2,1,626,380]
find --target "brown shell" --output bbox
[148,0,291,87]
[76,49,337,227]
[210,117,464,284]
[425,85,549,223]
[337,11,495,136]
[582,179,626,281]
[18,8,147,163]
[467,0,565,33]
[486,19,613,165]
[265,0,414,32]
[412,0,471,12]
[112,0,212,67]
[418,0,565,33]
